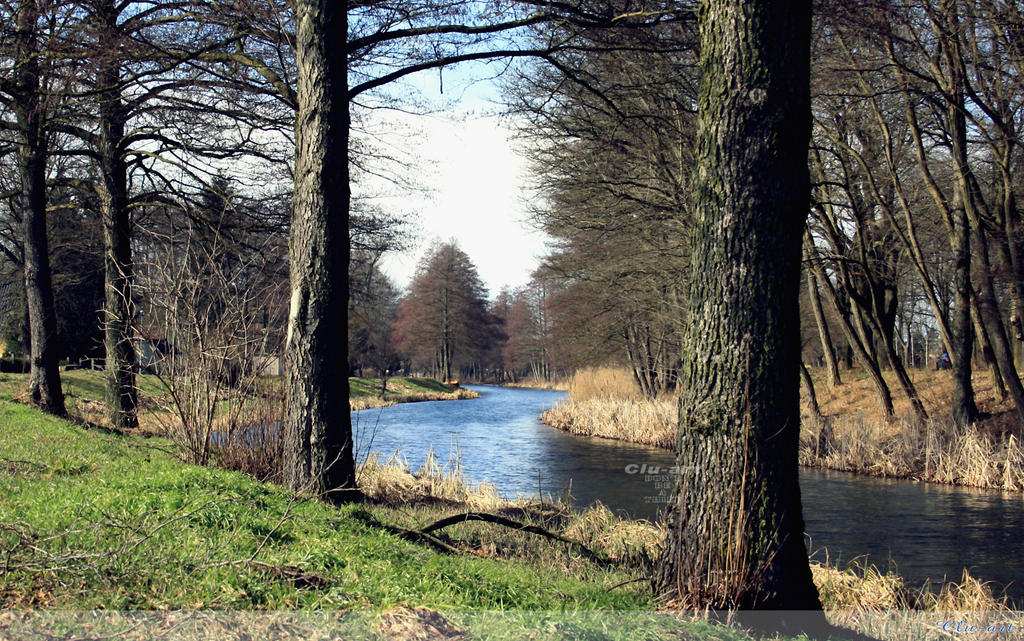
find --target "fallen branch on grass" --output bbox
[356,510,613,566]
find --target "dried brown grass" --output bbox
[545,367,1024,491]
[567,367,644,401]
[802,368,1024,490]
[503,376,570,391]
[540,397,677,448]
[539,367,676,448]
[813,556,1014,641]
[357,449,504,510]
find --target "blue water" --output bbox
[353,384,1024,603]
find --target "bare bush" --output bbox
[135,198,287,468]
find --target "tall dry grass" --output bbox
[357,448,504,510]
[544,366,1024,491]
[800,367,1024,490]
[504,376,571,391]
[566,367,643,400]
[540,367,677,448]
[812,556,1015,641]
[800,414,1024,490]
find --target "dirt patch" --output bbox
[378,607,465,640]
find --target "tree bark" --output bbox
[942,1,979,428]
[653,0,824,627]
[283,0,359,502]
[95,0,138,430]
[15,0,65,415]
[951,201,978,427]
[971,293,1005,403]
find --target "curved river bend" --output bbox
[353,385,1024,604]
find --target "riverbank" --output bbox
[540,367,1024,491]
[0,397,1011,641]
[349,376,478,410]
[502,377,570,391]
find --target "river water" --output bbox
[352,384,1024,603]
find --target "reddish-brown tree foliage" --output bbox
[391,242,499,380]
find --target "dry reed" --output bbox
[567,367,644,401]
[545,367,1024,491]
[541,397,677,448]
[357,449,503,510]
[540,367,676,448]
[813,556,1015,641]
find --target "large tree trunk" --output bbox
[950,201,978,427]
[96,0,138,430]
[283,0,359,503]
[15,0,65,415]
[653,0,824,629]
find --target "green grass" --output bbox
[0,393,828,639]
[0,369,164,405]
[349,376,457,399]
[0,402,635,611]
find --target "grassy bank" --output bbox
[0,394,777,641]
[0,370,478,418]
[540,367,1024,491]
[349,376,478,410]
[0,389,1014,640]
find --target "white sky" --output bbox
[359,66,551,296]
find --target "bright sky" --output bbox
[362,64,551,297]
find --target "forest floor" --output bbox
[540,367,1024,491]
[0,378,1013,640]
[349,376,478,410]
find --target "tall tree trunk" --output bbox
[95,0,137,430]
[807,269,840,387]
[971,294,1006,403]
[654,0,824,629]
[283,0,359,502]
[15,0,65,415]
[800,361,824,424]
[951,202,978,427]
[944,1,979,428]
[973,226,1024,426]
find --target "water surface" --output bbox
[353,384,1024,603]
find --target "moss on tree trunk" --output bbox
[653,0,824,625]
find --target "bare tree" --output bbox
[0,0,66,414]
